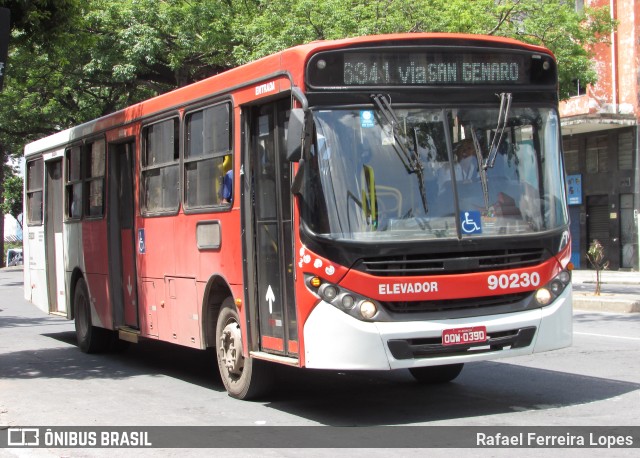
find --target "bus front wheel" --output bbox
[215,298,274,399]
[74,278,110,353]
[409,363,464,384]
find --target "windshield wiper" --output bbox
[371,94,415,173]
[470,127,490,210]
[371,94,428,213]
[484,92,512,170]
[412,126,429,213]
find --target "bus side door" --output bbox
[243,99,298,357]
[107,140,139,329]
[45,158,65,314]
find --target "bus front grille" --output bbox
[359,248,546,276]
[382,292,532,314]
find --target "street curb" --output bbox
[573,296,640,314]
[0,265,23,272]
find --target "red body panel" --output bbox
[139,280,159,338]
[82,220,111,328]
[339,256,561,302]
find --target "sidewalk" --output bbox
[571,269,640,313]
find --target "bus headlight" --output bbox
[305,275,382,321]
[534,269,571,307]
[557,270,571,284]
[320,284,338,301]
[535,288,552,306]
[359,300,378,319]
[341,295,355,310]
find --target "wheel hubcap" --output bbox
[219,321,243,376]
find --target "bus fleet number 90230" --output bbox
[487,272,541,290]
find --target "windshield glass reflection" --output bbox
[300,106,567,241]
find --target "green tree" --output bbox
[1,173,22,228]
[0,0,616,267]
[232,0,614,100]
[0,0,616,163]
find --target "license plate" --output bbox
[442,326,487,346]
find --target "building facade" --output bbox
[560,0,639,270]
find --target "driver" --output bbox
[454,139,478,182]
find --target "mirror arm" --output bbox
[292,86,309,111]
[291,158,305,195]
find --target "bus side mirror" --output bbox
[287,108,312,162]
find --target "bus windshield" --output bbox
[301,105,568,241]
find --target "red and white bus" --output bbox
[24,33,573,399]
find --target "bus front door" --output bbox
[244,99,298,358]
[107,141,139,329]
[44,159,65,314]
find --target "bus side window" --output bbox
[184,102,232,209]
[141,118,180,214]
[65,146,82,219]
[26,158,44,225]
[84,139,105,218]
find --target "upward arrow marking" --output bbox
[265,285,275,313]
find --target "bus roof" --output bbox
[24,33,552,158]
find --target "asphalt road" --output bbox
[1,268,639,457]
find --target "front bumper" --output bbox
[303,286,572,370]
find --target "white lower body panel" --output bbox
[303,286,572,370]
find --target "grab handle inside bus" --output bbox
[361,165,378,229]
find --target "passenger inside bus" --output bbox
[220,154,233,204]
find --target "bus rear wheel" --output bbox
[74,278,110,353]
[215,298,273,400]
[409,363,464,384]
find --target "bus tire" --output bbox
[409,363,464,384]
[215,298,274,400]
[74,278,110,353]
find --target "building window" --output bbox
[141,118,180,214]
[570,79,587,97]
[184,102,232,209]
[586,134,608,173]
[85,140,105,218]
[618,130,634,170]
[26,158,44,225]
[562,137,580,173]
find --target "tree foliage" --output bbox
[1,173,22,228]
[232,0,614,100]
[0,0,615,160]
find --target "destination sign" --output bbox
[345,53,525,85]
[307,49,555,88]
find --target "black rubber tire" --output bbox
[215,298,274,400]
[74,278,110,353]
[409,363,464,384]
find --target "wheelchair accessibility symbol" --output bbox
[461,211,482,234]
[138,228,146,254]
